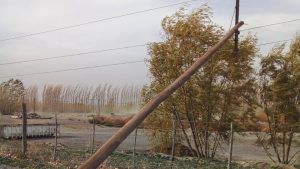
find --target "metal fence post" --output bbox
[53,113,58,161]
[132,128,138,168]
[171,118,176,164]
[227,122,234,169]
[91,115,96,154]
[22,102,27,157]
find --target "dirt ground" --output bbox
[0,112,299,164]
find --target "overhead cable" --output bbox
[0,0,199,42]
[0,60,145,79]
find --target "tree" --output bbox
[258,34,300,164]
[0,79,25,114]
[142,5,257,158]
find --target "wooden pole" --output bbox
[132,128,138,169]
[53,113,58,161]
[78,21,244,169]
[227,122,234,169]
[233,0,240,57]
[22,102,27,157]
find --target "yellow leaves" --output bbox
[259,34,300,129]
[143,4,259,153]
[288,34,300,63]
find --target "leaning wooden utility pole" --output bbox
[78,21,244,169]
[233,0,240,57]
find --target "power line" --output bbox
[257,39,293,46]
[228,7,235,31]
[0,44,147,66]
[0,60,145,79]
[0,38,293,79]
[241,18,300,31]
[0,0,199,42]
[0,2,296,45]
[0,38,293,67]
[0,38,294,79]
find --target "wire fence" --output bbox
[0,107,300,168]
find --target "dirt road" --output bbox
[31,126,150,152]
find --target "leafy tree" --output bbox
[0,78,25,114]
[142,5,257,158]
[258,34,300,164]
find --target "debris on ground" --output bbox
[90,115,133,127]
[151,143,197,157]
[10,113,52,119]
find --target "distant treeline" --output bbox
[24,84,142,113]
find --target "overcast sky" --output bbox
[0,0,299,88]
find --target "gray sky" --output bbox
[0,0,299,88]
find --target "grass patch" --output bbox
[1,140,298,169]
[106,152,249,169]
[0,146,249,169]
[0,156,54,169]
[0,140,89,169]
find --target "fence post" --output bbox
[91,115,96,154]
[22,102,27,157]
[132,128,138,169]
[53,113,58,161]
[170,117,176,166]
[227,122,234,169]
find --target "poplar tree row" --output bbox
[0,82,141,114]
[24,86,38,113]
[41,84,141,113]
